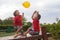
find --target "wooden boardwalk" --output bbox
[9,27,52,40]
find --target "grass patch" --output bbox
[0,32,15,37]
[48,37,55,40]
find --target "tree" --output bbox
[0,19,3,25]
[3,19,13,26]
[22,17,26,25]
[56,17,59,23]
[27,22,32,27]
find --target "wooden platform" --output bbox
[9,27,52,40]
[9,33,51,40]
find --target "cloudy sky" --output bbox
[0,0,60,23]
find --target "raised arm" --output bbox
[22,13,24,18]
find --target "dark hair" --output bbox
[13,10,19,16]
[32,11,41,20]
[38,13,41,20]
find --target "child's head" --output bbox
[32,11,41,20]
[13,10,20,16]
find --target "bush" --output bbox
[23,22,32,31]
[50,22,60,40]
[42,20,60,40]
[0,26,7,30]
[0,25,15,32]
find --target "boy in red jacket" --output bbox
[13,10,24,38]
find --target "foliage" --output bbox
[41,20,60,40]
[0,19,3,25]
[23,22,32,31]
[3,20,13,26]
[22,17,26,25]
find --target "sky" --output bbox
[0,0,60,24]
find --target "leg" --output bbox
[23,27,30,35]
[14,33,20,38]
[14,26,23,38]
[16,26,23,34]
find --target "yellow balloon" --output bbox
[22,1,30,8]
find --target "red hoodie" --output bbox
[33,19,40,32]
[14,15,23,27]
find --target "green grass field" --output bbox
[0,32,15,37]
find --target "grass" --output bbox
[48,37,55,40]
[0,32,15,37]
